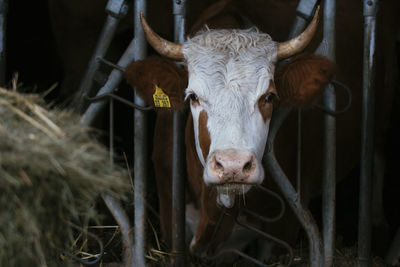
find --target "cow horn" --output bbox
[277,6,320,60]
[140,12,184,61]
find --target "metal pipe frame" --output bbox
[318,1,337,266]
[287,1,338,265]
[265,107,324,267]
[83,86,136,267]
[289,0,319,202]
[235,216,294,266]
[289,0,318,38]
[77,0,129,113]
[171,109,186,266]
[204,186,289,266]
[80,1,340,266]
[78,1,148,266]
[171,1,187,266]
[296,110,302,198]
[358,0,379,266]
[109,98,114,165]
[81,63,136,267]
[0,0,7,86]
[82,38,137,125]
[263,1,325,265]
[133,0,148,266]
[103,194,135,267]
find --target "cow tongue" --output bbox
[217,191,235,208]
[216,184,252,208]
[216,184,240,208]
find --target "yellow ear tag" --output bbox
[153,84,171,108]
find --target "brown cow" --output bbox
[125,1,337,259]
[126,54,335,259]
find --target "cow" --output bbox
[125,2,340,262]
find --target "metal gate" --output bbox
[72,0,396,266]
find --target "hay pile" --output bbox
[0,88,129,266]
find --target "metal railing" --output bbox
[171,1,187,266]
[358,1,379,266]
[318,1,337,265]
[76,0,384,266]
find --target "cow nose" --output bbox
[207,150,259,184]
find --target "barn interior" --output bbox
[3,0,400,266]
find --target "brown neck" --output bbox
[184,113,239,253]
[185,114,206,206]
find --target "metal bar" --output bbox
[315,80,352,115]
[264,151,323,267]
[288,0,318,39]
[78,15,119,110]
[97,57,127,72]
[235,217,294,266]
[266,1,324,265]
[83,94,135,267]
[296,109,302,197]
[266,107,291,153]
[109,98,114,165]
[319,0,337,265]
[173,0,186,43]
[0,0,7,85]
[266,106,323,267]
[133,0,148,266]
[289,0,319,201]
[232,249,270,267]
[77,0,129,113]
[82,38,136,126]
[241,185,286,223]
[358,1,379,266]
[171,108,186,267]
[85,92,153,111]
[171,1,187,266]
[206,190,289,266]
[322,85,336,267]
[103,194,135,267]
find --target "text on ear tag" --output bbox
[153,84,171,108]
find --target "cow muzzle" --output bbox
[204,149,264,208]
[206,149,262,184]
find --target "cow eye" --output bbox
[264,92,276,103]
[189,93,199,102]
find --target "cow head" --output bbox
[182,29,278,207]
[139,7,335,208]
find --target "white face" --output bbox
[183,28,278,207]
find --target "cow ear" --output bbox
[125,56,188,109]
[274,53,336,108]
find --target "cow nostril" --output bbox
[215,160,224,171]
[243,160,253,172]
